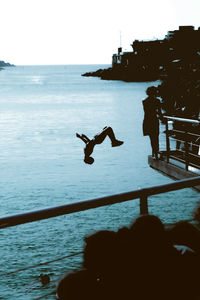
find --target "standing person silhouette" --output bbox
[76,126,123,164]
[142,86,163,159]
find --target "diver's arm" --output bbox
[76,133,89,144]
[81,134,91,143]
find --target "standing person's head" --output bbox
[146,86,158,97]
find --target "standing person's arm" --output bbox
[157,99,163,120]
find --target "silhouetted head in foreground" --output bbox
[130,214,165,236]
[83,230,118,277]
[129,214,168,254]
[168,220,200,252]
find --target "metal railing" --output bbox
[1,176,200,230]
[164,116,200,171]
[1,176,200,299]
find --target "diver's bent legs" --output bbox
[94,127,111,144]
[105,127,118,143]
[94,127,116,144]
[106,127,124,147]
[95,127,123,147]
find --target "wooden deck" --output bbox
[148,154,200,192]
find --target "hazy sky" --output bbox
[0,0,200,65]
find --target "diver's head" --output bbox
[84,156,94,165]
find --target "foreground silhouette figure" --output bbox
[76,126,123,164]
[56,270,99,300]
[57,214,200,300]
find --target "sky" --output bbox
[0,0,200,65]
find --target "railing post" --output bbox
[140,194,149,215]
[165,120,170,163]
[184,130,189,171]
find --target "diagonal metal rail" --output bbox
[0,176,200,229]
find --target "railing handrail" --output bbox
[171,129,200,138]
[164,116,200,124]
[1,176,200,229]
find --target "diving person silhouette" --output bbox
[76,126,123,164]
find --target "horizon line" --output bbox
[10,63,112,67]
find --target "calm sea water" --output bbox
[0,65,198,299]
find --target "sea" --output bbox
[0,65,198,299]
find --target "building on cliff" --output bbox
[83,25,200,82]
[112,26,200,73]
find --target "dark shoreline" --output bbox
[0,60,15,69]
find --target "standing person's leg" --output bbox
[176,140,181,150]
[149,134,155,157]
[154,133,159,154]
[149,133,159,158]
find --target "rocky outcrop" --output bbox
[0,60,15,68]
[82,66,158,82]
